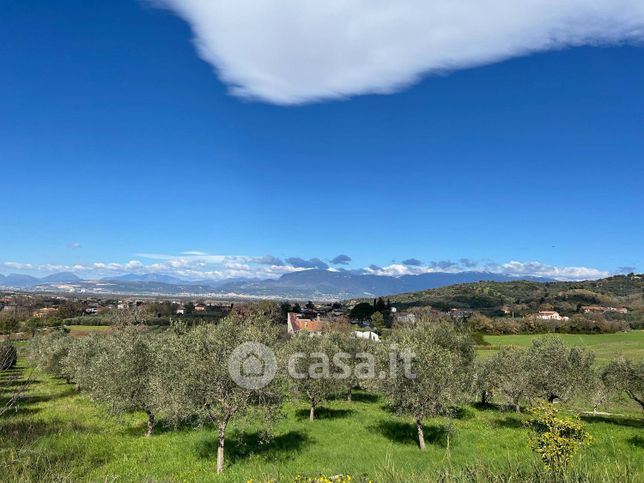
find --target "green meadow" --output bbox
[477,330,644,363]
[1,332,643,482]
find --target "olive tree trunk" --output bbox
[216,419,228,474]
[416,417,426,451]
[309,404,316,421]
[145,409,155,437]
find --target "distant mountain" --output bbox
[104,273,187,285]
[0,272,80,288]
[40,272,81,283]
[0,273,40,288]
[0,269,557,299]
[209,269,553,299]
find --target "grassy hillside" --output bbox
[386,274,644,317]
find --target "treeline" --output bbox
[402,307,638,335]
[467,312,635,334]
[18,308,643,475]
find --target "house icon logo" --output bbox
[228,342,277,389]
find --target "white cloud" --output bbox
[363,259,609,280]
[156,0,644,104]
[180,250,207,256]
[492,260,609,280]
[1,255,613,282]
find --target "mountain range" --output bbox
[0,269,552,299]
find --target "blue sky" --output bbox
[1,0,642,281]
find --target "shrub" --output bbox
[526,403,591,472]
[27,331,74,382]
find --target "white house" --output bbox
[352,330,380,341]
[536,311,569,321]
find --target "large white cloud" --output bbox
[156,0,644,104]
[1,256,615,281]
[364,259,609,280]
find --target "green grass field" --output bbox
[477,330,644,363]
[2,332,643,482]
[65,324,112,336]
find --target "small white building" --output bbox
[536,311,569,321]
[352,330,380,342]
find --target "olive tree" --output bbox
[525,337,595,404]
[83,325,161,436]
[61,335,105,391]
[488,346,532,413]
[602,357,644,410]
[158,317,284,474]
[286,332,343,420]
[380,325,474,450]
[28,331,74,382]
[329,330,372,402]
[472,357,497,405]
[589,370,611,414]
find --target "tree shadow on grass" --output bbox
[580,414,644,429]
[0,368,25,380]
[0,379,42,391]
[328,390,379,404]
[493,416,524,429]
[295,407,355,420]
[0,406,42,419]
[471,401,505,412]
[370,419,449,448]
[19,387,77,405]
[197,430,310,465]
[627,435,644,449]
[1,387,77,419]
[0,417,98,447]
[450,406,475,420]
[350,392,380,403]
